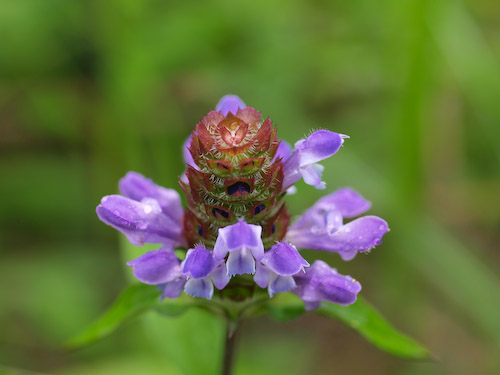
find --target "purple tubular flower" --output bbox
[254,242,309,297]
[274,140,292,163]
[119,171,184,222]
[213,220,264,276]
[96,195,184,247]
[215,95,246,116]
[285,188,389,260]
[315,187,372,217]
[159,277,187,299]
[182,246,230,299]
[283,130,347,190]
[183,246,215,279]
[126,246,182,285]
[293,260,361,310]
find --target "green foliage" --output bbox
[2,0,500,373]
[68,280,429,362]
[266,293,430,359]
[317,298,431,360]
[66,284,162,348]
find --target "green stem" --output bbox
[222,318,238,375]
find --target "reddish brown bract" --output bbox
[181,107,289,249]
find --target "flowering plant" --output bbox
[70,96,429,374]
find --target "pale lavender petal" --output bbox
[211,263,231,290]
[268,275,296,297]
[214,220,264,260]
[184,278,214,299]
[262,243,309,276]
[213,231,228,260]
[293,260,361,308]
[96,195,183,246]
[216,95,246,116]
[294,130,344,166]
[254,262,272,288]
[287,206,343,236]
[159,277,186,299]
[126,247,181,285]
[300,164,325,189]
[227,247,256,276]
[182,246,215,279]
[316,188,371,218]
[119,172,184,222]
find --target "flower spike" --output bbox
[97,96,388,309]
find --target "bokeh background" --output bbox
[1,0,500,374]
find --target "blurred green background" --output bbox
[1,0,499,374]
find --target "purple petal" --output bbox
[288,188,371,236]
[287,216,388,261]
[126,247,181,285]
[184,278,214,299]
[159,277,187,299]
[295,130,344,166]
[274,140,292,163]
[183,135,200,170]
[282,130,345,190]
[282,154,300,190]
[214,220,264,260]
[96,195,183,246]
[211,263,231,290]
[119,172,184,222]
[254,262,272,288]
[182,246,216,279]
[316,188,371,218]
[215,95,246,116]
[269,275,296,297]
[227,247,256,276]
[262,243,309,276]
[288,206,343,237]
[293,260,361,308]
[304,301,321,310]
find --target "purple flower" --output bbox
[127,246,182,284]
[182,246,230,299]
[285,188,389,260]
[216,95,246,116]
[283,130,347,190]
[293,260,361,310]
[96,195,185,247]
[254,242,309,297]
[119,171,184,222]
[158,277,187,299]
[97,96,389,308]
[213,220,264,276]
[126,246,187,299]
[274,140,292,163]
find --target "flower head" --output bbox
[97,95,389,308]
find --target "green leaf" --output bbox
[317,297,431,359]
[265,293,306,322]
[66,283,161,348]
